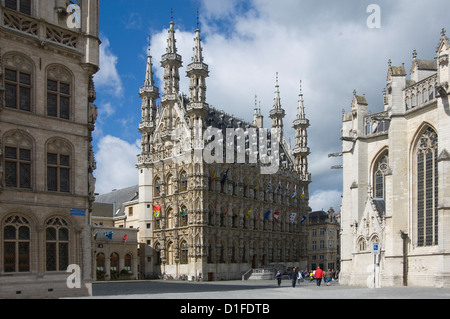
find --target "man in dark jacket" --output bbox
[291,267,298,288]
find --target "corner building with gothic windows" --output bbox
[0,1,100,297]
[133,20,311,280]
[339,30,450,288]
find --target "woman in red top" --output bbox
[314,266,324,286]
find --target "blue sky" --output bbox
[93,0,450,212]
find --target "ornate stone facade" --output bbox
[339,30,450,288]
[0,0,99,298]
[131,20,311,280]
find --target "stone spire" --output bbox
[292,81,310,181]
[139,41,160,154]
[187,18,209,114]
[253,95,263,128]
[269,73,286,130]
[161,16,183,103]
[144,41,156,88]
[273,72,282,110]
[297,80,306,120]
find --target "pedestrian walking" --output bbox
[314,266,324,286]
[297,271,303,284]
[276,270,282,286]
[325,269,333,286]
[291,267,298,288]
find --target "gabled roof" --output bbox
[94,185,139,217]
[413,59,437,71]
[372,198,385,218]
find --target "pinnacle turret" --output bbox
[269,73,286,130]
[187,21,209,113]
[161,19,183,102]
[292,81,310,180]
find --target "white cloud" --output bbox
[94,135,140,194]
[94,37,123,97]
[309,189,342,213]
[95,0,450,204]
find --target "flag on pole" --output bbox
[221,168,229,185]
[224,206,229,216]
[274,181,281,194]
[264,211,271,220]
[292,185,297,198]
[123,234,128,242]
[256,212,261,222]
[266,179,272,193]
[300,215,307,224]
[284,182,289,196]
[273,212,280,222]
[246,209,251,220]
[300,187,305,200]
[210,169,216,182]
[104,232,113,240]
[245,174,251,189]
[254,177,261,190]
[153,205,162,218]
[289,213,297,223]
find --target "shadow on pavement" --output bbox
[92,280,282,297]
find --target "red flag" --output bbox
[123,234,128,242]
[274,212,280,222]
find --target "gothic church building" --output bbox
[128,20,311,280]
[340,30,450,288]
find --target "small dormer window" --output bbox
[5,0,32,15]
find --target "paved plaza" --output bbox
[82,279,450,299]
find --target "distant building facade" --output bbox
[339,30,450,288]
[0,0,100,297]
[92,186,139,281]
[306,208,340,272]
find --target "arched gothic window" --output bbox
[180,241,188,264]
[179,205,188,227]
[166,174,173,195]
[166,242,174,265]
[3,131,33,189]
[416,127,438,247]
[358,238,367,252]
[124,254,132,272]
[96,253,105,280]
[166,209,174,229]
[180,172,188,192]
[46,65,72,120]
[3,215,30,273]
[47,139,72,193]
[110,253,119,278]
[373,151,389,199]
[154,177,161,197]
[5,0,32,15]
[45,217,69,271]
[4,52,34,112]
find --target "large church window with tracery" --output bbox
[417,127,438,247]
[373,151,389,199]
